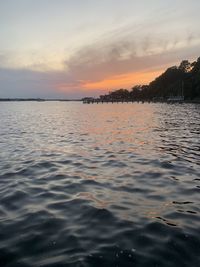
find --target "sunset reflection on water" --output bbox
[0,102,199,267]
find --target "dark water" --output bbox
[0,102,200,267]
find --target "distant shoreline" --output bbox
[0,98,82,102]
[82,99,200,104]
[0,98,200,104]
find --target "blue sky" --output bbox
[0,0,200,98]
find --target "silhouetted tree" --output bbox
[96,56,200,101]
[179,60,191,73]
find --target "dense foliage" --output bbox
[99,57,200,101]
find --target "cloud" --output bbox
[57,30,200,93]
[0,68,61,98]
[1,18,200,99]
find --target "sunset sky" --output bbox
[0,0,200,98]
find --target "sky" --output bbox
[0,0,200,99]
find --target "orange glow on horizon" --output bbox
[83,69,163,90]
[56,69,164,93]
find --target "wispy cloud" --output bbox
[56,28,200,93]
[0,1,200,98]
[1,36,199,99]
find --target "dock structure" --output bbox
[167,96,184,103]
[82,98,147,104]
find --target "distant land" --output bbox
[83,56,200,103]
[1,56,200,103]
[0,98,81,102]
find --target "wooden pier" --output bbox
[82,97,152,104]
[83,99,143,104]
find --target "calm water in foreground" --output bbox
[0,102,200,267]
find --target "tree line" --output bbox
[98,56,200,102]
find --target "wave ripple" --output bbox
[0,102,200,267]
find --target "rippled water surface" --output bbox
[0,102,200,267]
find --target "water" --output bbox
[0,102,200,267]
